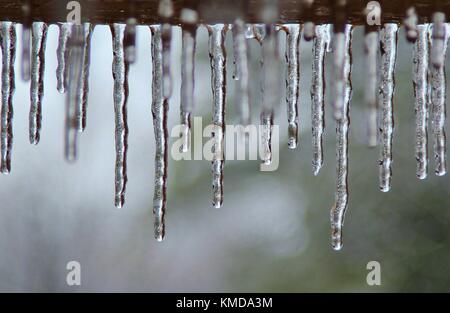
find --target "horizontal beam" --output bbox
[0,1,449,25]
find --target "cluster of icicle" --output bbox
[1,6,449,250]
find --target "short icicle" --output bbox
[111,24,129,209]
[56,23,71,93]
[260,25,281,165]
[282,24,301,149]
[180,8,198,152]
[65,25,84,162]
[413,24,430,179]
[150,25,169,241]
[429,17,449,176]
[331,24,353,251]
[29,22,48,145]
[0,22,16,174]
[207,24,228,209]
[311,24,331,175]
[364,26,379,147]
[378,23,399,192]
[232,18,251,128]
[78,23,94,132]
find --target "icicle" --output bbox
[110,24,129,208]
[180,8,198,152]
[0,22,16,174]
[429,20,449,176]
[378,24,398,192]
[364,28,379,147]
[413,24,430,180]
[29,22,48,145]
[124,17,137,64]
[331,24,353,251]
[281,24,300,149]
[207,24,228,209]
[150,25,169,241]
[21,1,31,81]
[78,23,93,132]
[232,19,251,128]
[260,25,281,165]
[56,23,71,93]
[65,25,83,162]
[311,24,331,176]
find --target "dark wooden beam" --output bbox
[0,1,449,25]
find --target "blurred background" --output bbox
[0,24,449,292]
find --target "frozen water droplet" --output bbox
[311,24,331,175]
[281,24,301,149]
[364,28,379,147]
[207,24,228,209]
[180,20,197,152]
[413,24,430,179]
[378,23,398,192]
[232,19,251,127]
[29,22,48,145]
[0,22,16,174]
[56,23,71,94]
[150,25,169,241]
[331,24,353,251]
[111,24,129,208]
[429,22,449,176]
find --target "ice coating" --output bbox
[207,24,228,209]
[56,23,71,94]
[282,24,301,149]
[150,25,169,241]
[412,24,430,179]
[378,24,398,192]
[111,24,129,208]
[429,22,449,176]
[311,24,331,175]
[0,22,16,174]
[331,24,353,251]
[29,22,48,145]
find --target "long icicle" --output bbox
[413,24,430,179]
[232,18,251,127]
[65,25,83,162]
[282,24,301,149]
[207,24,228,209]
[364,26,379,147]
[0,22,16,174]
[78,23,93,132]
[111,24,129,209]
[331,24,353,251]
[430,13,448,176]
[29,22,48,145]
[378,23,398,192]
[180,9,198,152]
[311,24,331,175]
[56,23,71,93]
[260,25,281,165]
[150,25,169,241]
